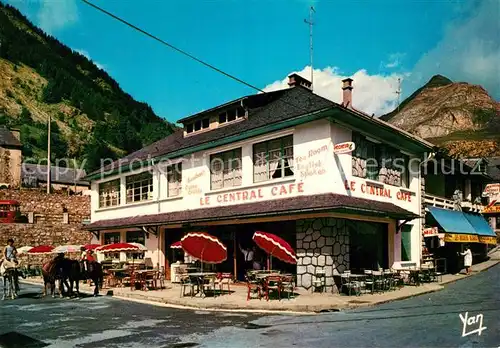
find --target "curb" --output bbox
[347,286,445,309]
[19,262,499,314]
[438,260,500,286]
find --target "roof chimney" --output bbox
[288,73,312,90]
[342,78,353,108]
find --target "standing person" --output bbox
[80,247,88,272]
[460,245,473,275]
[3,238,18,264]
[238,243,254,273]
[3,238,20,292]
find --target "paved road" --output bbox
[1,265,499,348]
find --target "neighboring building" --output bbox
[422,155,497,274]
[85,75,435,291]
[21,163,90,194]
[481,182,500,239]
[0,127,22,188]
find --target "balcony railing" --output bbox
[424,193,484,213]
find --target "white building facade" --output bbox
[87,76,434,291]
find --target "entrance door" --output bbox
[348,220,388,272]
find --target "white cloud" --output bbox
[409,0,500,99]
[384,53,405,69]
[75,49,105,70]
[264,66,404,116]
[37,0,78,34]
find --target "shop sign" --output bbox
[423,227,439,237]
[333,142,355,154]
[482,183,500,197]
[344,180,413,202]
[478,236,497,245]
[482,205,500,214]
[444,233,479,243]
[200,182,304,206]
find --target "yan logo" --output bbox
[459,312,487,337]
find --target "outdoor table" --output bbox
[105,268,127,287]
[255,273,281,279]
[188,272,217,297]
[134,270,158,291]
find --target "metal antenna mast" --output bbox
[304,6,315,90]
[395,77,402,112]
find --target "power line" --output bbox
[81,0,311,114]
[82,0,262,94]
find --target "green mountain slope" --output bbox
[0,2,177,171]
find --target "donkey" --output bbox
[1,259,19,300]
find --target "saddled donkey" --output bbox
[65,260,103,297]
[41,257,70,298]
[0,259,20,300]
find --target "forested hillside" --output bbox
[0,2,177,171]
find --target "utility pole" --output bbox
[395,78,402,113]
[304,6,315,91]
[47,114,51,194]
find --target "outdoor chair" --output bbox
[122,267,136,290]
[199,275,216,298]
[383,269,394,290]
[264,276,282,301]
[312,269,326,293]
[372,270,384,292]
[280,275,295,299]
[341,272,361,296]
[217,272,233,295]
[180,275,198,297]
[245,275,262,301]
[156,266,166,289]
[363,270,375,294]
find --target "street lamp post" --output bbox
[47,114,51,194]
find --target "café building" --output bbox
[84,75,434,291]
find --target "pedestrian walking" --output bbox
[459,245,472,275]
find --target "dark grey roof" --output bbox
[22,163,89,186]
[90,86,334,176]
[0,128,21,148]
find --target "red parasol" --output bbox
[253,231,297,268]
[84,244,101,251]
[170,241,182,249]
[28,245,54,254]
[96,242,147,253]
[180,232,227,266]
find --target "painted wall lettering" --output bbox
[297,160,326,179]
[344,180,413,202]
[295,145,328,179]
[185,184,202,195]
[200,183,304,206]
[187,171,205,183]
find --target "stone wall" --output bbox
[0,189,92,264]
[296,217,350,293]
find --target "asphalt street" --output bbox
[1,265,499,348]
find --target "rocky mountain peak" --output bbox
[381,75,500,158]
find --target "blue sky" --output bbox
[4,0,499,122]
